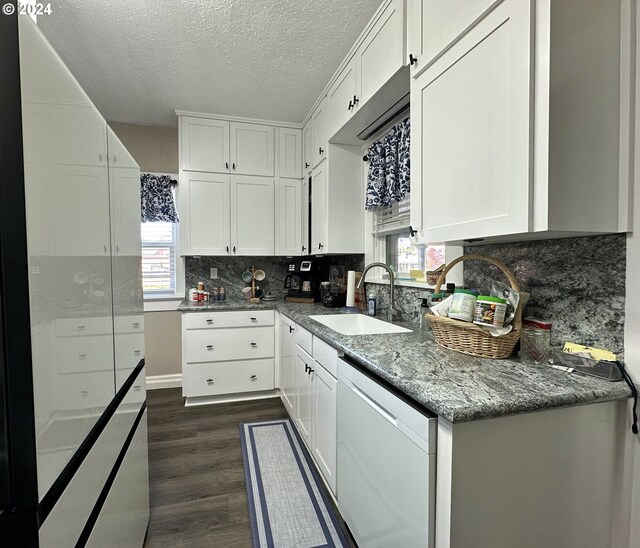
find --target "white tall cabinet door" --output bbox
[302,120,312,174]
[313,365,337,494]
[230,122,275,176]
[296,352,314,446]
[327,57,359,140]
[301,177,310,255]
[180,117,229,172]
[310,163,328,254]
[279,128,302,179]
[230,176,275,255]
[311,99,327,168]
[181,172,231,255]
[279,317,297,415]
[412,0,531,242]
[277,179,302,256]
[358,0,405,104]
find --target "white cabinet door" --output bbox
[279,317,297,415]
[230,122,275,176]
[56,105,108,168]
[313,364,337,494]
[181,172,230,255]
[311,99,327,168]
[230,176,275,255]
[358,0,405,105]
[277,179,302,256]
[409,0,500,77]
[50,165,112,256]
[279,128,302,179]
[296,351,314,446]
[302,119,312,174]
[327,57,359,140]
[109,166,141,256]
[412,0,531,242]
[180,117,229,172]
[301,177,310,256]
[311,163,327,254]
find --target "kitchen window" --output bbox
[386,235,445,275]
[141,221,178,296]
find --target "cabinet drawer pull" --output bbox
[232,162,236,170]
[206,318,214,324]
[250,374,257,381]
[348,99,353,111]
[301,245,306,253]
[233,246,236,254]
[134,350,141,356]
[250,342,258,348]
[305,162,309,169]
[226,162,229,169]
[352,94,359,106]
[77,325,86,330]
[81,390,89,396]
[304,363,310,373]
[206,378,214,385]
[132,322,140,328]
[308,367,314,375]
[409,53,418,65]
[289,326,294,334]
[206,345,214,350]
[318,147,324,155]
[78,353,87,359]
[250,317,258,323]
[318,243,323,250]
[134,385,141,391]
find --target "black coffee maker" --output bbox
[321,265,347,308]
[284,260,320,303]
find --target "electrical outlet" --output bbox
[210,267,218,279]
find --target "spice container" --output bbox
[473,296,507,327]
[448,289,477,322]
[520,317,552,366]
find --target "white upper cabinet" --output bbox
[277,179,302,256]
[230,122,275,176]
[327,57,359,140]
[180,172,231,255]
[57,105,108,168]
[411,0,531,242]
[302,120,312,174]
[311,99,327,168]
[278,128,302,179]
[357,0,405,105]
[180,117,229,172]
[230,176,275,255]
[411,0,633,244]
[407,0,498,77]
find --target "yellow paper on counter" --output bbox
[563,342,617,362]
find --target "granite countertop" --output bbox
[178,298,632,423]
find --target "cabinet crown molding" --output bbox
[175,110,302,130]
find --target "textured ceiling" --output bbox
[37,0,383,127]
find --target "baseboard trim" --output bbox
[146,373,182,390]
[184,390,278,407]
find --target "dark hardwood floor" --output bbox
[143,389,354,547]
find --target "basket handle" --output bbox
[434,253,522,329]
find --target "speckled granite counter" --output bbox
[178,298,631,423]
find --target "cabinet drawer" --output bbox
[185,327,274,363]
[183,310,275,330]
[57,370,114,412]
[114,315,144,334]
[56,335,114,374]
[183,360,274,397]
[55,317,112,337]
[295,324,312,355]
[313,336,340,378]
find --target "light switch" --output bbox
[210,267,218,279]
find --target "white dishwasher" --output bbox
[337,358,437,548]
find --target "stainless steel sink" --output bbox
[308,314,412,336]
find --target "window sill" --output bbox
[143,295,183,312]
[363,277,437,290]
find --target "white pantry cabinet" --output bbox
[410,0,633,243]
[180,116,275,177]
[311,145,363,255]
[276,178,302,256]
[278,127,302,179]
[231,176,275,255]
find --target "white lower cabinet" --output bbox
[182,311,276,403]
[279,316,338,495]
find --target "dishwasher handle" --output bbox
[346,379,398,427]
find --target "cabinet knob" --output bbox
[206,344,214,350]
[134,350,141,356]
[206,319,214,324]
[353,95,359,106]
[301,245,306,252]
[409,53,418,66]
[250,375,257,381]
[207,378,214,385]
[250,342,258,348]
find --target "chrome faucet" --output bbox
[357,262,398,323]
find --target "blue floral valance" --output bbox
[365,118,410,210]
[140,173,179,223]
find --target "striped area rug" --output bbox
[240,419,349,548]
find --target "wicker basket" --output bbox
[427,254,522,359]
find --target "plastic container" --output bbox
[520,317,552,366]
[473,296,507,327]
[448,289,477,322]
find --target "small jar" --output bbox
[188,288,198,302]
[448,289,477,322]
[520,318,552,366]
[473,296,507,327]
